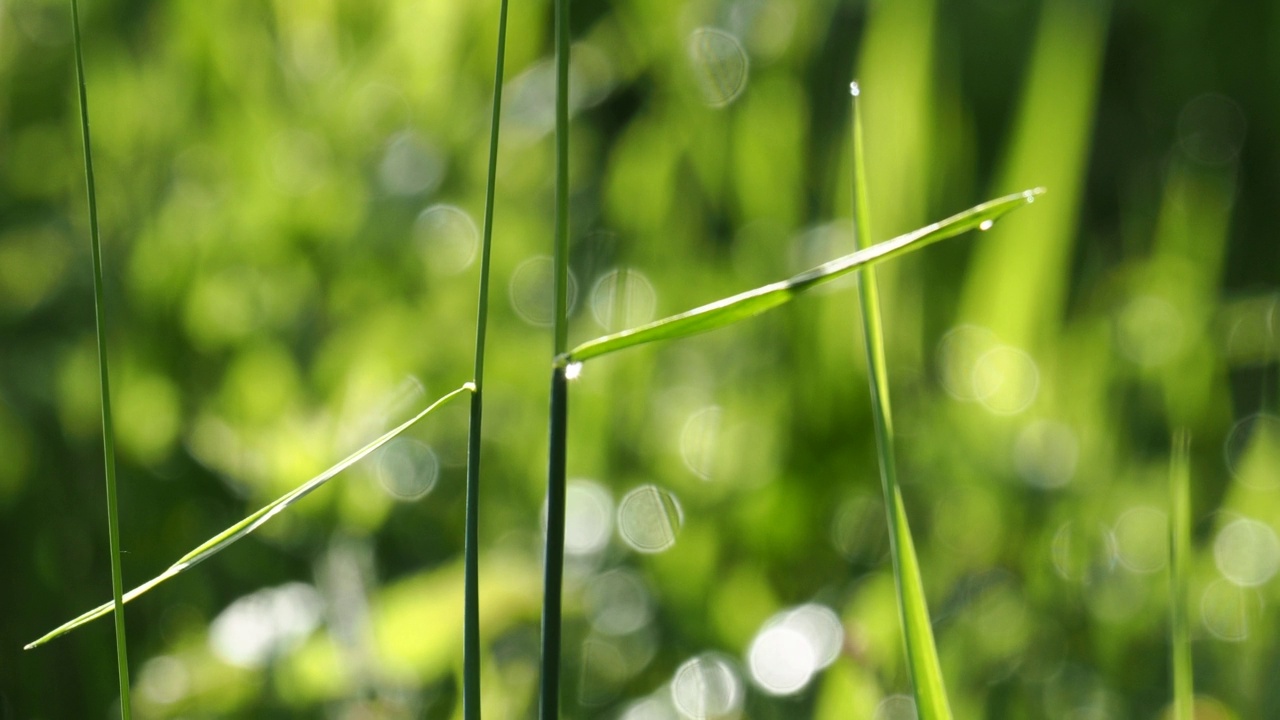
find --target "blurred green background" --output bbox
[2,0,1278,717]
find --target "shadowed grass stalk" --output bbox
[68,0,133,716]
[462,0,511,715]
[849,82,953,719]
[26,383,474,649]
[1170,429,1193,720]
[539,0,572,714]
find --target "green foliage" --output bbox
[3,0,1277,718]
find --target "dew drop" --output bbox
[849,81,860,97]
[1023,189,1038,203]
[565,362,583,380]
[979,219,995,231]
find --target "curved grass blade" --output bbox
[69,0,133,714]
[463,0,511,716]
[26,383,475,650]
[850,83,953,719]
[1169,429,1193,720]
[564,187,1044,364]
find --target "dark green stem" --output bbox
[540,0,571,714]
[462,0,511,716]
[69,1,132,717]
[539,366,568,719]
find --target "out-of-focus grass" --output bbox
[5,0,1279,717]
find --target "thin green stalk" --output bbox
[69,1,133,716]
[850,82,953,719]
[1170,429,1193,720]
[540,0,572,713]
[462,0,511,715]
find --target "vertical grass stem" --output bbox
[69,1,132,716]
[1170,429,1193,720]
[462,0,511,716]
[540,0,572,714]
[849,82,952,719]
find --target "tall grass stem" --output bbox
[850,83,953,719]
[1170,429,1193,720]
[69,1,133,715]
[540,0,572,714]
[462,0,511,715]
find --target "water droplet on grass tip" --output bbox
[618,484,683,553]
[565,362,583,380]
[849,81,860,97]
[979,219,995,231]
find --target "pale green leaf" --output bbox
[565,188,1044,364]
[26,383,474,650]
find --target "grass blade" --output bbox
[564,187,1043,364]
[540,0,572,713]
[68,0,133,715]
[850,83,953,719]
[1169,429,1193,720]
[463,0,511,716]
[26,383,474,650]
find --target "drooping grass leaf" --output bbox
[26,383,474,650]
[564,187,1043,365]
[850,83,953,719]
[1169,429,1193,720]
[68,0,133,714]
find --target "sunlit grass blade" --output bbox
[69,0,132,715]
[540,0,572,714]
[1169,429,1193,720]
[564,187,1043,364]
[850,83,953,719]
[26,383,474,650]
[462,0,511,716]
